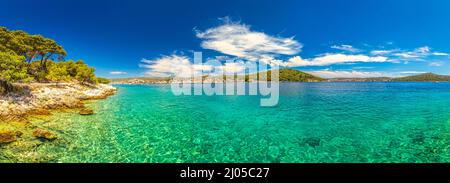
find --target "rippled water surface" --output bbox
[29,82,450,162]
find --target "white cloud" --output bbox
[196,21,302,64]
[216,62,246,74]
[429,61,444,67]
[416,46,430,53]
[109,71,127,75]
[352,66,375,69]
[141,54,250,77]
[393,52,422,58]
[285,54,388,67]
[398,71,427,74]
[140,55,212,77]
[391,46,448,60]
[371,50,395,55]
[432,52,449,56]
[306,70,388,78]
[331,45,360,52]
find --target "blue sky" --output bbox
[1,0,450,78]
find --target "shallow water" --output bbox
[25,82,450,162]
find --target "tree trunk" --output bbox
[41,52,54,72]
[0,80,14,94]
[26,51,38,63]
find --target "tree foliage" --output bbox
[0,51,33,82]
[96,77,111,84]
[0,26,108,86]
[245,68,324,82]
[0,27,66,64]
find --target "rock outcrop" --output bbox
[32,129,57,141]
[0,83,116,119]
[0,130,22,144]
[79,108,94,115]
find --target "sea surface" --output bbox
[27,82,450,162]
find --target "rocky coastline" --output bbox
[0,83,116,152]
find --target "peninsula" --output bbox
[0,27,116,145]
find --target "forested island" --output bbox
[393,73,450,82]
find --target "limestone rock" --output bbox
[32,129,57,140]
[79,108,94,115]
[0,130,21,143]
[303,137,321,147]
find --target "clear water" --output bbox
[27,82,450,162]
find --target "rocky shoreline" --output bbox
[0,83,116,146]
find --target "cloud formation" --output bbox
[141,19,450,78]
[196,21,302,64]
[140,55,212,77]
[432,52,449,56]
[306,70,388,78]
[109,71,127,75]
[331,45,360,52]
[389,46,448,60]
[370,50,396,55]
[429,61,444,67]
[285,54,388,67]
[216,62,247,74]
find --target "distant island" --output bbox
[110,68,324,84]
[392,73,450,82]
[111,69,450,84]
[328,73,450,82]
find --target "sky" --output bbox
[1,0,450,78]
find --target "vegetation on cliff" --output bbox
[0,26,109,93]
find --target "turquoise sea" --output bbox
[28,82,450,162]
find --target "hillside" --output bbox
[110,77,171,84]
[326,77,393,82]
[251,68,325,82]
[111,69,325,84]
[393,73,450,82]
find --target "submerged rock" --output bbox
[0,130,22,144]
[409,132,426,144]
[14,131,23,138]
[389,138,401,148]
[79,108,94,115]
[303,137,321,147]
[32,129,57,141]
[268,146,280,159]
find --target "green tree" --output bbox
[0,51,33,82]
[0,27,66,64]
[1,26,102,88]
[96,77,110,84]
[45,61,71,82]
[74,60,97,84]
